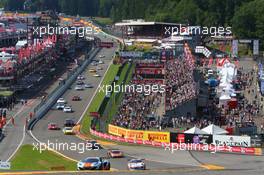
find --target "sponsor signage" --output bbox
[0,162,10,170]
[213,135,251,147]
[170,133,213,144]
[91,128,261,155]
[143,131,170,143]
[108,124,170,143]
[120,51,143,58]
[135,68,164,75]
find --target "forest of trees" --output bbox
[1,0,264,44]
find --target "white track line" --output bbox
[77,56,113,124]
[6,124,26,162]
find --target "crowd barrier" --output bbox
[90,127,263,156]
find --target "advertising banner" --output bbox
[108,124,127,137]
[135,68,164,75]
[213,135,251,147]
[120,51,143,58]
[143,131,170,143]
[108,124,170,143]
[170,133,212,144]
[92,128,261,155]
[126,129,144,140]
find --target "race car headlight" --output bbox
[92,162,99,167]
[78,162,84,167]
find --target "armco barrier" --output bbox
[27,47,100,130]
[90,128,263,156]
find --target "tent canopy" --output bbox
[184,126,207,134]
[201,124,228,135]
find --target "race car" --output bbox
[96,66,103,70]
[72,96,81,101]
[63,106,73,113]
[62,127,74,135]
[77,157,110,170]
[76,80,85,85]
[93,74,100,77]
[48,123,60,130]
[57,98,66,104]
[64,119,75,127]
[127,159,146,170]
[89,68,97,73]
[56,103,65,110]
[75,85,84,90]
[77,75,85,80]
[107,149,124,158]
[84,84,93,88]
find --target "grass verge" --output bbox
[80,63,120,135]
[11,144,76,171]
[106,63,135,125]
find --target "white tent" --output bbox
[219,94,231,101]
[184,127,207,134]
[201,124,228,135]
[15,40,27,49]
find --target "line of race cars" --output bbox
[77,154,146,170]
[47,54,147,171]
[48,117,147,171]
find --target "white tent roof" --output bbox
[201,124,228,135]
[184,127,207,134]
[219,94,231,100]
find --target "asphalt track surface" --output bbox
[13,33,264,175]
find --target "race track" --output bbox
[29,34,264,175]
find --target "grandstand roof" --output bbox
[115,20,181,26]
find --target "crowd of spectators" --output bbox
[165,58,197,111]
[112,89,162,130]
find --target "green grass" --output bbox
[80,64,120,135]
[107,63,135,125]
[94,17,113,26]
[11,144,76,171]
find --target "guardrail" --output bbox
[27,47,101,130]
[90,128,263,156]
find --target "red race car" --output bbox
[72,96,81,101]
[107,149,124,158]
[48,123,60,130]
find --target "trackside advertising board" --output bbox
[213,135,251,147]
[108,124,170,143]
